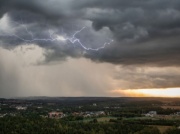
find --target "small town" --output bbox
[1,97,180,133]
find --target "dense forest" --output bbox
[0,116,160,134]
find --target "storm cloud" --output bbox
[0,46,113,97]
[0,0,180,66]
[0,0,180,97]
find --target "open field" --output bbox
[150,125,173,134]
[81,117,117,122]
[124,116,153,120]
[97,117,117,122]
[154,115,180,120]
[161,106,180,110]
[69,117,117,123]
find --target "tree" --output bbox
[135,126,160,134]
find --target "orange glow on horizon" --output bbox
[111,88,180,97]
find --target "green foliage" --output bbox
[164,128,180,134]
[0,116,146,134]
[135,126,160,134]
[124,119,177,126]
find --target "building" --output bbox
[48,112,64,118]
[149,111,157,115]
[175,112,180,116]
[93,103,97,106]
[145,111,157,117]
[95,111,106,116]
[72,112,80,116]
[16,106,27,110]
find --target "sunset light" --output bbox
[112,88,180,97]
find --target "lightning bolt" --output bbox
[1,22,113,51]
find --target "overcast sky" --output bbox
[0,0,180,97]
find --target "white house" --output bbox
[145,111,157,117]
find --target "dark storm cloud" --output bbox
[0,0,180,66]
[86,36,180,66]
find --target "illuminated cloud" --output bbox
[111,88,180,97]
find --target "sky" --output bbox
[0,0,180,98]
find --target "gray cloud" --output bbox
[0,0,180,66]
[113,66,180,89]
[0,46,113,97]
[1,45,180,97]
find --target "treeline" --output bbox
[164,128,180,134]
[109,118,180,126]
[0,116,160,134]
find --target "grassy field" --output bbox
[124,114,180,120]
[123,116,154,120]
[71,116,117,122]
[154,115,180,120]
[97,117,117,122]
[161,105,180,110]
[150,125,173,134]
